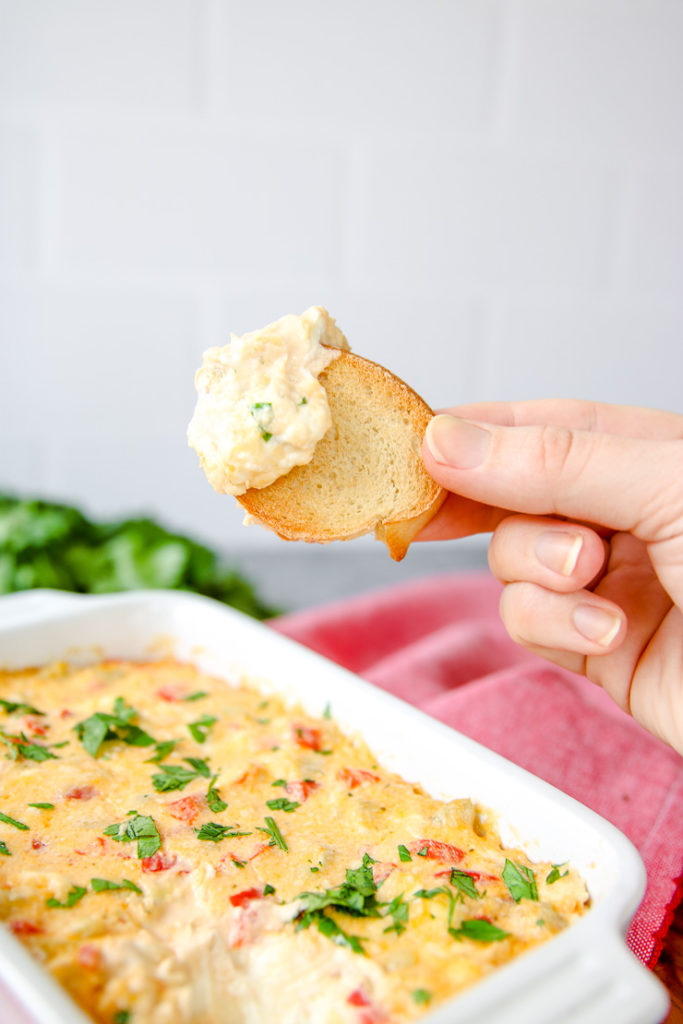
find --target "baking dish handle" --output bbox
[425,928,669,1024]
[559,932,670,1024]
[0,589,83,628]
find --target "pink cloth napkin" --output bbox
[271,570,683,968]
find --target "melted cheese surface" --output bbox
[0,659,589,1024]
[187,306,349,495]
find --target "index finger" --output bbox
[422,415,683,542]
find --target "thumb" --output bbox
[423,413,683,543]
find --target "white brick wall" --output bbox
[509,0,683,152]
[0,0,201,109]
[0,124,40,271]
[1,1,682,551]
[350,143,615,291]
[53,125,347,278]
[213,0,502,135]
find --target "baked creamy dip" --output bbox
[0,659,589,1024]
[188,306,350,495]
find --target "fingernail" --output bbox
[425,415,490,469]
[535,531,583,577]
[572,604,622,647]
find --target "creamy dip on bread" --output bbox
[188,307,349,495]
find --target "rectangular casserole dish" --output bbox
[0,588,669,1024]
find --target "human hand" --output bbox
[420,400,683,755]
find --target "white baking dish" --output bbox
[0,589,669,1024]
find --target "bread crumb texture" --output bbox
[239,350,445,559]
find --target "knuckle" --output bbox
[535,425,576,477]
[529,426,594,515]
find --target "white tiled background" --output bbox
[1,0,682,556]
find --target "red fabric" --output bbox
[271,571,683,968]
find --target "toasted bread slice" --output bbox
[237,350,445,561]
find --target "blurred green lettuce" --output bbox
[0,494,278,620]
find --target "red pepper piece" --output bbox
[141,851,177,873]
[285,779,319,802]
[229,887,263,908]
[337,768,380,789]
[408,839,464,863]
[292,724,323,751]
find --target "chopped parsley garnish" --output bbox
[263,883,275,895]
[450,918,510,943]
[91,878,142,894]
[266,797,299,813]
[383,895,409,935]
[0,841,10,856]
[250,402,274,442]
[0,810,29,830]
[151,758,211,792]
[145,740,177,764]
[413,884,473,937]
[413,887,445,900]
[398,843,412,862]
[449,868,482,901]
[0,698,44,716]
[322,702,331,719]
[103,813,161,859]
[207,776,228,813]
[75,697,155,757]
[299,396,308,405]
[152,764,200,791]
[183,691,209,702]
[314,913,365,954]
[271,778,287,788]
[0,730,58,762]
[187,715,217,744]
[194,822,251,843]
[296,856,503,950]
[296,854,380,954]
[258,816,288,852]
[412,989,432,1005]
[47,885,87,909]
[113,1011,131,1024]
[502,859,538,903]
[297,854,381,919]
[17,739,57,761]
[546,863,569,884]
[28,802,54,810]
